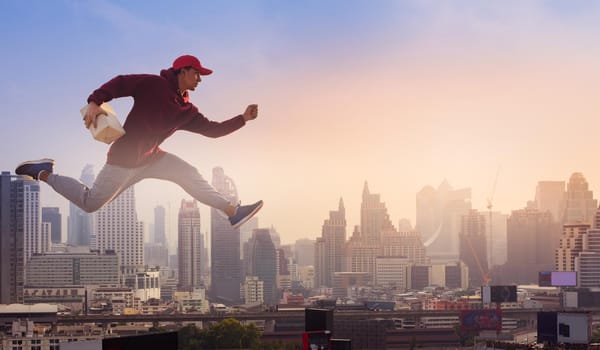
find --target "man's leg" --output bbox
[143,153,262,228]
[46,163,139,213]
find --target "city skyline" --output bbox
[3,1,600,244]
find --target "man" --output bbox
[16,54,262,228]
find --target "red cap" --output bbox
[172,55,213,75]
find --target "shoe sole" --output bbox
[231,201,263,229]
[15,158,55,179]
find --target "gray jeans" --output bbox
[47,152,231,213]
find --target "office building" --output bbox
[459,209,488,287]
[534,181,565,223]
[246,228,277,304]
[67,165,94,246]
[94,186,144,271]
[154,205,166,245]
[178,200,203,291]
[210,167,241,304]
[381,231,429,265]
[294,238,315,267]
[556,223,589,272]
[374,256,409,289]
[0,172,25,303]
[25,250,119,286]
[416,180,471,259]
[563,172,597,224]
[42,207,61,244]
[243,276,264,304]
[314,198,346,288]
[500,208,560,284]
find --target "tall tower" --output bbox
[42,207,62,244]
[246,228,277,305]
[315,198,346,287]
[361,182,394,240]
[21,179,47,262]
[210,167,241,304]
[416,180,471,259]
[178,200,203,291]
[94,186,144,271]
[458,209,488,287]
[555,223,589,272]
[500,208,560,284]
[534,181,566,223]
[0,172,25,303]
[154,205,166,245]
[563,173,597,224]
[68,165,95,246]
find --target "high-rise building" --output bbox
[381,231,429,265]
[563,173,597,224]
[68,165,95,246]
[361,182,395,240]
[314,198,346,288]
[94,186,144,271]
[534,181,565,223]
[294,238,315,267]
[240,216,258,257]
[243,276,264,304]
[375,256,409,289]
[0,172,26,303]
[178,200,203,291]
[210,167,241,304]
[42,207,62,244]
[500,208,560,284]
[459,209,488,287]
[246,228,277,304]
[154,205,166,245]
[416,180,471,259]
[484,211,508,268]
[555,223,589,272]
[20,179,47,263]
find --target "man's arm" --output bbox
[181,104,259,138]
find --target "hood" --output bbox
[160,68,189,102]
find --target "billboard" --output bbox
[539,271,577,287]
[481,285,517,303]
[460,309,502,333]
[537,312,591,345]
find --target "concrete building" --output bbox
[25,250,119,286]
[374,256,409,289]
[459,209,488,287]
[294,238,315,267]
[416,180,471,260]
[42,207,61,244]
[314,198,346,288]
[245,228,277,305]
[178,200,203,291]
[0,172,26,303]
[243,276,264,304]
[556,223,589,272]
[534,181,565,223]
[563,172,597,224]
[153,205,166,245]
[210,167,242,304]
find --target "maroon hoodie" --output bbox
[87,68,246,168]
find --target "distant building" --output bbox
[556,223,589,272]
[294,238,315,267]
[563,172,597,224]
[243,276,264,304]
[315,198,346,288]
[416,180,471,260]
[153,205,166,245]
[374,256,409,289]
[178,200,203,291]
[246,228,277,304]
[210,167,241,304]
[534,181,565,223]
[459,209,488,287]
[42,207,62,244]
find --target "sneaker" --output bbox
[229,200,263,229]
[15,158,55,180]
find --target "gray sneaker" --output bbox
[15,159,55,180]
[229,200,263,229]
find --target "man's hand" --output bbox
[84,102,107,129]
[243,104,258,122]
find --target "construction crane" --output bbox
[486,166,501,284]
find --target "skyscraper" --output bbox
[361,182,394,240]
[459,209,488,287]
[178,200,203,291]
[563,173,597,225]
[315,198,346,288]
[499,208,560,284]
[210,167,241,304]
[42,207,62,244]
[416,180,471,259]
[154,205,166,245]
[576,209,600,288]
[21,179,47,262]
[0,172,25,303]
[294,238,315,267]
[555,223,589,272]
[534,181,565,223]
[94,186,144,271]
[68,165,95,246]
[246,228,277,304]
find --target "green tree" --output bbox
[179,318,262,349]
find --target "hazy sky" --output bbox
[2,1,600,246]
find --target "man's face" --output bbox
[181,67,202,91]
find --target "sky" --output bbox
[2,0,600,247]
